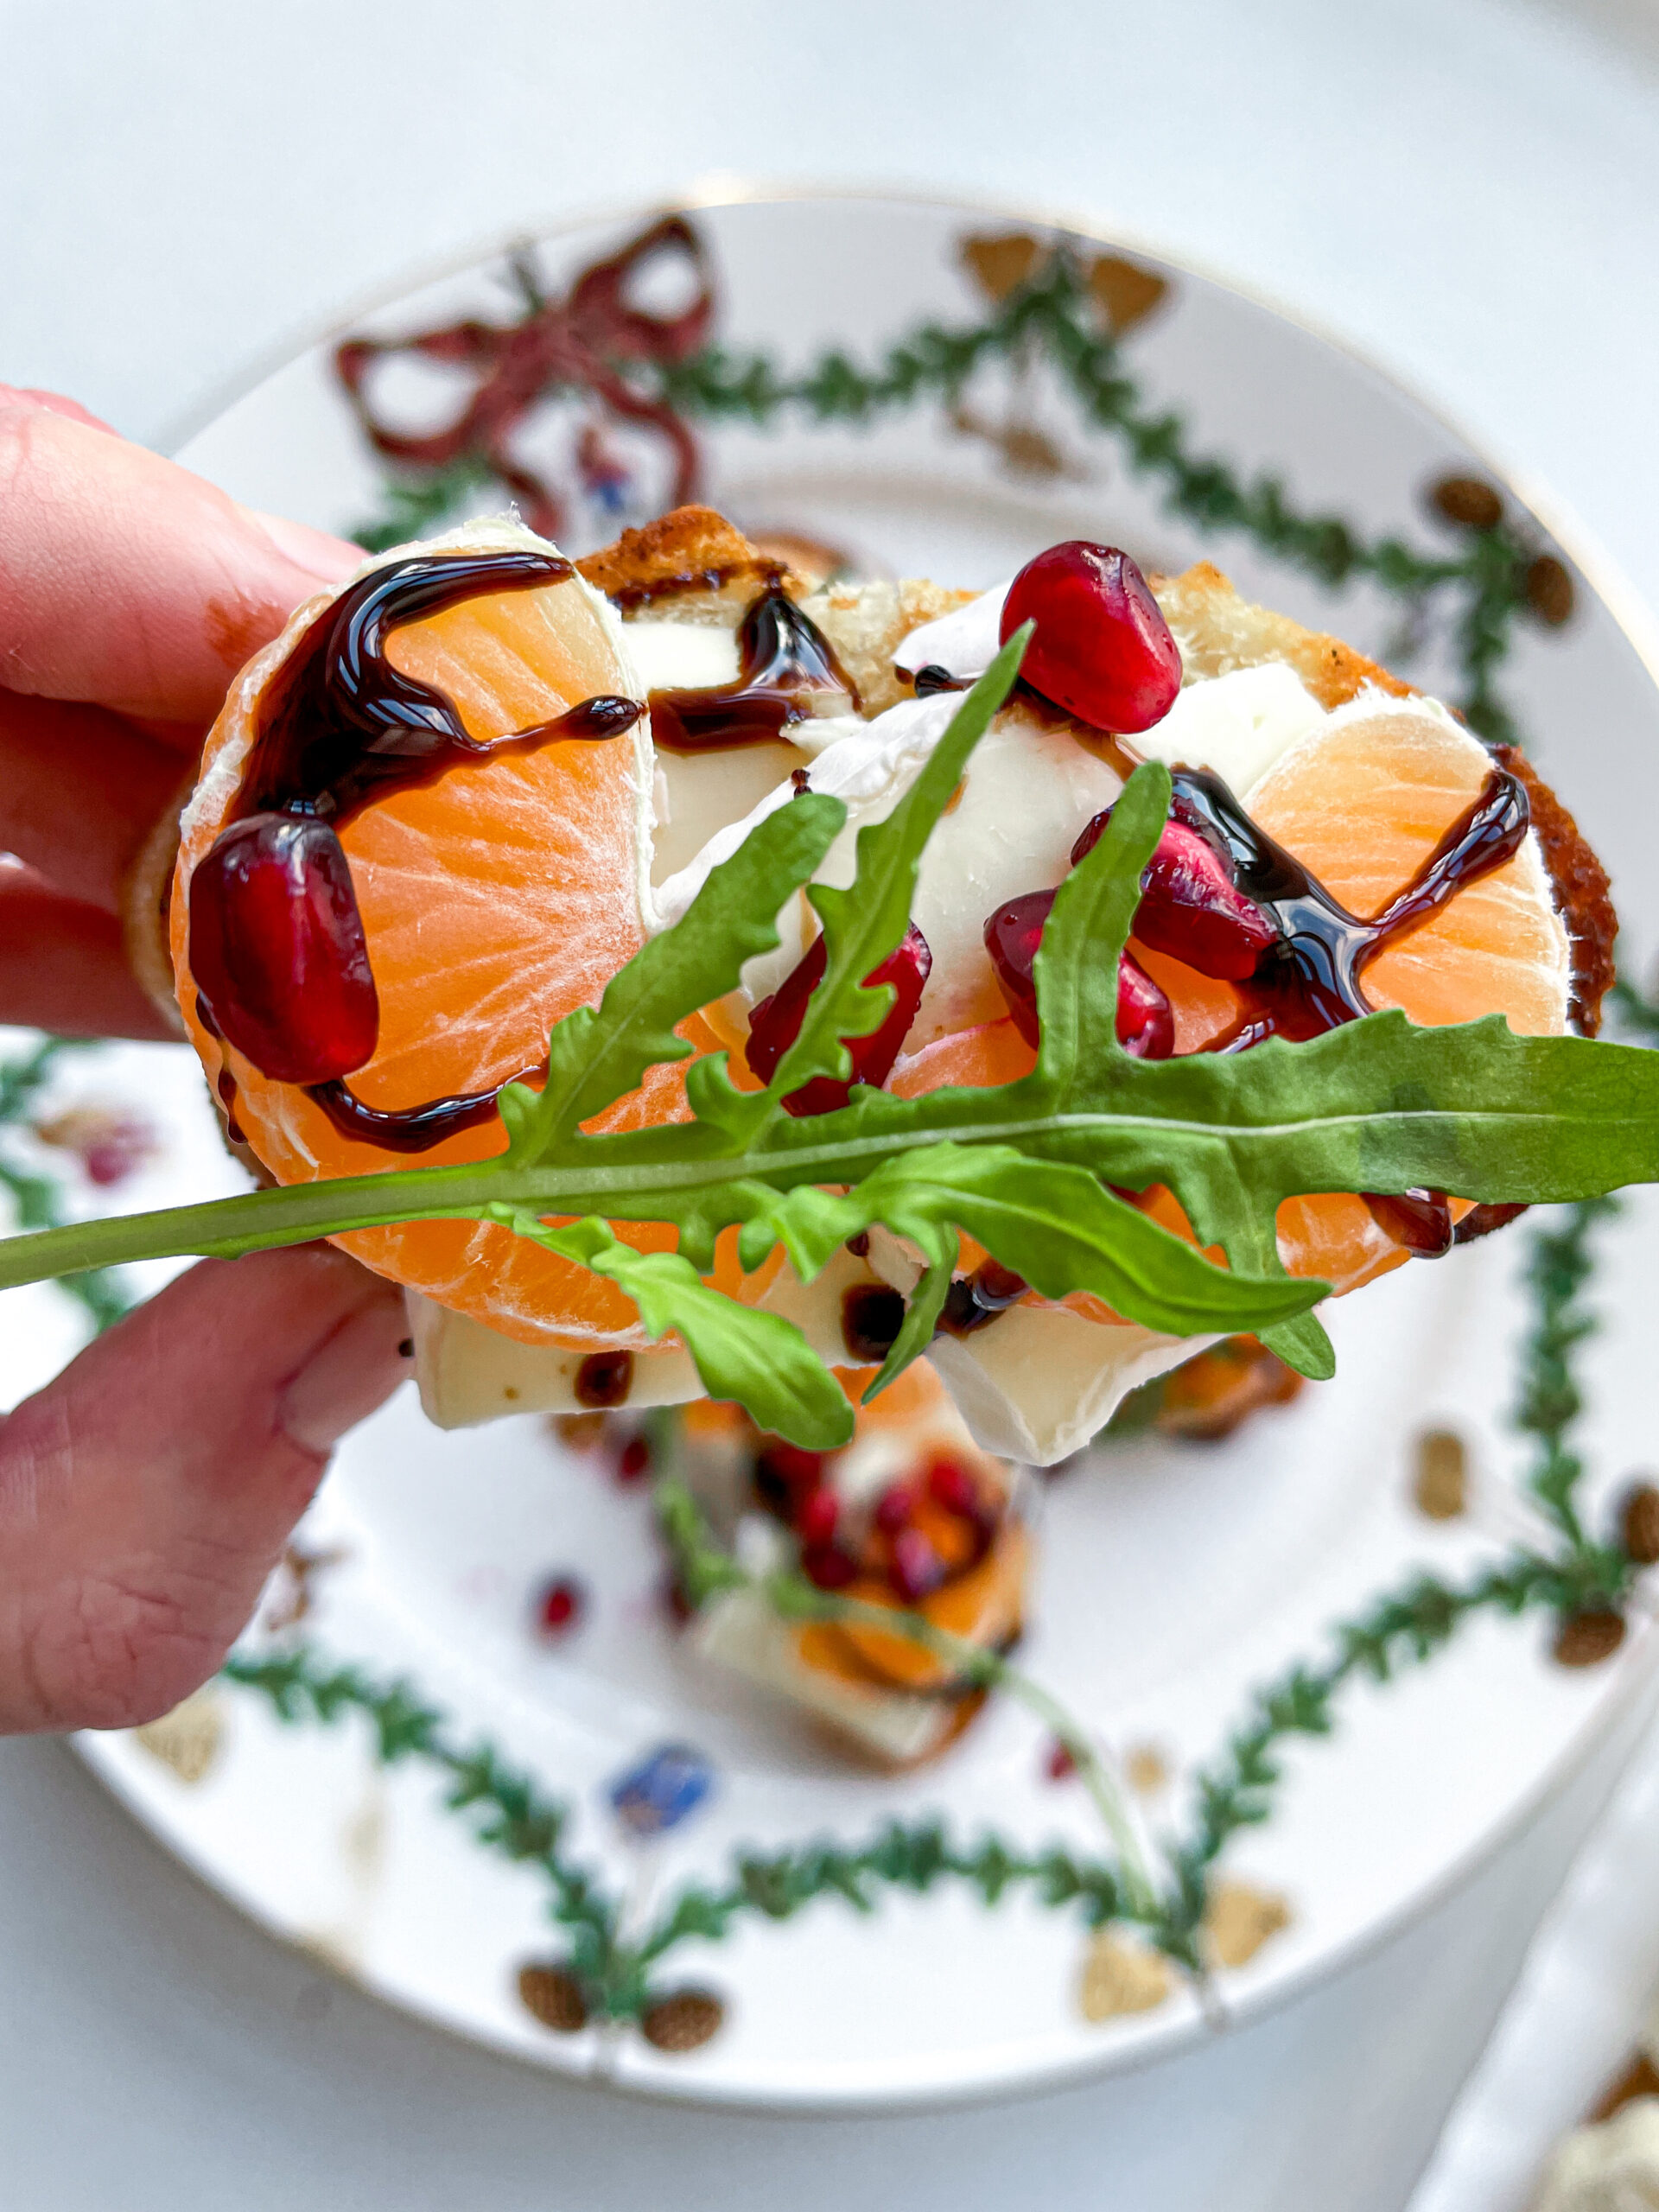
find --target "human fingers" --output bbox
[0,690,183,911]
[0,1244,410,1734]
[0,398,360,726]
[0,872,175,1039]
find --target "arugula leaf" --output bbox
[526,1215,853,1446]
[767,625,1031,1105]
[502,792,844,1157]
[3,646,1659,1446]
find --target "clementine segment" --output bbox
[172,540,696,1348]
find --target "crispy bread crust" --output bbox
[1147,561,1413,711]
[1495,745,1617,1037]
[575,504,791,616]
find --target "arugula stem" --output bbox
[1,1058,1646,1296]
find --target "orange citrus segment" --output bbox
[172,534,696,1348]
[1245,703,1571,1037]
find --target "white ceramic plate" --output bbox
[14,190,1659,2108]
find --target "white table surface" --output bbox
[7,2,1659,2204]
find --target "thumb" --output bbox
[0,1244,410,1734]
[0,397,361,727]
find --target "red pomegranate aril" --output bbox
[982,890,1053,1048]
[925,1456,982,1520]
[760,1442,825,1491]
[874,1480,919,1535]
[534,1574,584,1637]
[802,1541,858,1591]
[747,924,932,1116]
[617,1434,652,1483]
[1000,542,1182,734]
[890,1528,947,1603]
[1071,810,1278,982]
[188,812,379,1084]
[1046,1738,1078,1782]
[1363,1188,1456,1257]
[797,1486,841,1548]
[983,892,1173,1058]
[1117,951,1175,1059]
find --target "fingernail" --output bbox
[276,1285,410,1455]
[241,506,364,585]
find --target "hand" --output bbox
[0,389,410,1734]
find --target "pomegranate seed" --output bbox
[534,1574,584,1637]
[747,924,931,1116]
[34,1106,157,1189]
[925,1456,982,1519]
[983,892,1173,1057]
[1071,810,1278,982]
[982,891,1052,1047]
[1000,542,1181,733]
[890,1528,946,1603]
[760,1442,825,1491]
[617,1434,652,1483]
[1364,1189,1456,1257]
[1116,952,1175,1058]
[1046,1738,1078,1782]
[802,1541,858,1590]
[188,812,379,1084]
[797,1487,841,1547]
[874,1480,919,1535]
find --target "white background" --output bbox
[5,2,1659,2205]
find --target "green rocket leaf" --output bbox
[502,792,844,1158]
[766,625,1030,1106]
[4,648,1659,1446]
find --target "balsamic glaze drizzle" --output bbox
[647,577,857,753]
[234,550,640,833]
[306,1067,545,1153]
[202,553,858,1153]
[1172,764,1530,1048]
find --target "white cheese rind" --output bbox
[1137,661,1326,795]
[893,581,1012,678]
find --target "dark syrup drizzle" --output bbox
[195,552,860,1153]
[234,550,639,831]
[646,575,857,753]
[575,1350,633,1408]
[194,550,641,1149]
[911,663,970,698]
[1171,765,1531,1048]
[935,755,1529,1329]
[1176,762,1527,1262]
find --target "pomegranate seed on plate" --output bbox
[802,1541,858,1591]
[982,892,1173,1057]
[874,1480,919,1535]
[616,1434,652,1483]
[925,1456,982,1519]
[1000,542,1181,733]
[760,1442,826,1492]
[1046,1738,1078,1781]
[746,924,931,1116]
[534,1574,584,1637]
[1116,952,1175,1058]
[188,811,379,1084]
[797,1487,841,1548]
